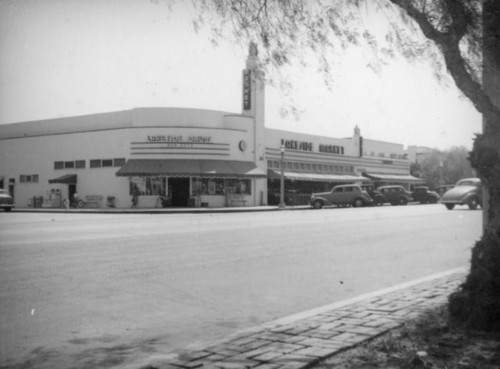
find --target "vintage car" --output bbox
[0,189,15,212]
[360,184,385,206]
[310,184,373,209]
[412,186,440,204]
[377,185,413,205]
[435,184,455,198]
[440,178,482,210]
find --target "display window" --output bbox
[129,177,166,196]
[191,178,251,196]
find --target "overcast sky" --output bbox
[0,0,482,150]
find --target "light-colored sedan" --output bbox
[440,178,482,210]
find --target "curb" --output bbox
[11,206,311,215]
[141,268,467,369]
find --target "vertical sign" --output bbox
[243,69,251,110]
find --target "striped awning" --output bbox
[116,159,267,178]
[269,170,369,183]
[363,172,426,183]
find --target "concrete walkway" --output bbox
[144,268,466,369]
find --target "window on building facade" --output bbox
[90,160,101,168]
[64,161,74,169]
[114,158,126,167]
[75,160,86,169]
[102,159,113,167]
[20,174,39,183]
[54,161,64,169]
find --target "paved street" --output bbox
[0,205,482,368]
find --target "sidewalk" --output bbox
[143,268,467,369]
[13,205,309,214]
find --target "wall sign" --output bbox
[281,139,313,152]
[243,69,252,110]
[319,144,344,155]
[281,139,345,155]
[147,135,212,144]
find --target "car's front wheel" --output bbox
[352,198,364,208]
[374,197,384,206]
[468,197,479,210]
[312,200,323,209]
[445,203,455,210]
[399,197,408,205]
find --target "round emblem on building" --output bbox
[239,140,247,152]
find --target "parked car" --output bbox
[440,178,482,210]
[0,189,15,212]
[412,186,440,204]
[435,184,455,198]
[310,184,373,209]
[360,184,384,206]
[378,185,413,205]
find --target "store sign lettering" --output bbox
[281,139,313,152]
[243,69,251,110]
[319,144,344,155]
[280,139,345,155]
[147,135,212,144]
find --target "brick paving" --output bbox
[144,269,466,369]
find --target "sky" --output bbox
[0,0,483,150]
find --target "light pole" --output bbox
[279,144,286,209]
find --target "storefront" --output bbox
[116,159,266,207]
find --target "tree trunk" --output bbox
[448,0,500,331]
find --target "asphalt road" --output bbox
[0,205,482,369]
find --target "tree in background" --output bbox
[182,0,499,330]
[410,146,475,189]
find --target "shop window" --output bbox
[102,159,113,167]
[191,178,251,196]
[311,164,317,171]
[300,163,305,170]
[75,160,86,169]
[306,163,311,170]
[90,160,101,168]
[329,165,334,172]
[114,158,126,167]
[64,161,74,169]
[129,177,166,196]
[293,162,299,170]
[54,161,64,170]
[287,162,293,169]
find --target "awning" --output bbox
[269,170,369,183]
[115,159,267,178]
[48,174,77,184]
[363,172,426,183]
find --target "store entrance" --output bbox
[169,178,190,207]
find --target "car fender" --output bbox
[311,196,331,205]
